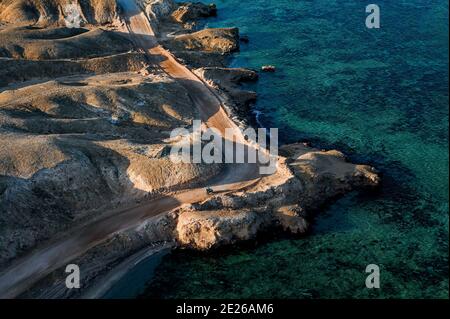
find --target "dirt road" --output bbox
[0,0,264,298]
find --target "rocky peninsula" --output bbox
[0,0,379,298]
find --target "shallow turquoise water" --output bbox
[141,0,448,298]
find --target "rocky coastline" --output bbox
[147,0,380,250]
[0,0,380,298]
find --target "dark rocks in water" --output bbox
[240,35,250,43]
[194,67,258,114]
[233,90,257,109]
[197,67,258,84]
[172,2,217,23]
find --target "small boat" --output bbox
[261,65,276,72]
[206,187,215,195]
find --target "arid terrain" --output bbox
[0,0,380,298]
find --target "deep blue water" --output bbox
[139,0,448,298]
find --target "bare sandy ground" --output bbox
[0,0,265,299]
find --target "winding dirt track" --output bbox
[0,0,263,298]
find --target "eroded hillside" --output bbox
[0,0,220,267]
[0,0,119,26]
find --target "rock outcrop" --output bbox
[176,208,270,250]
[280,143,380,210]
[194,67,258,113]
[140,0,176,21]
[169,28,240,54]
[196,67,258,84]
[174,143,379,250]
[171,2,217,23]
[274,205,309,234]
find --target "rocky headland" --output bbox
[0,0,380,298]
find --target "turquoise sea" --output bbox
[139,0,448,298]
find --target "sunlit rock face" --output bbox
[167,28,240,54]
[139,0,176,20]
[176,209,271,250]
[171,2,217,23]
